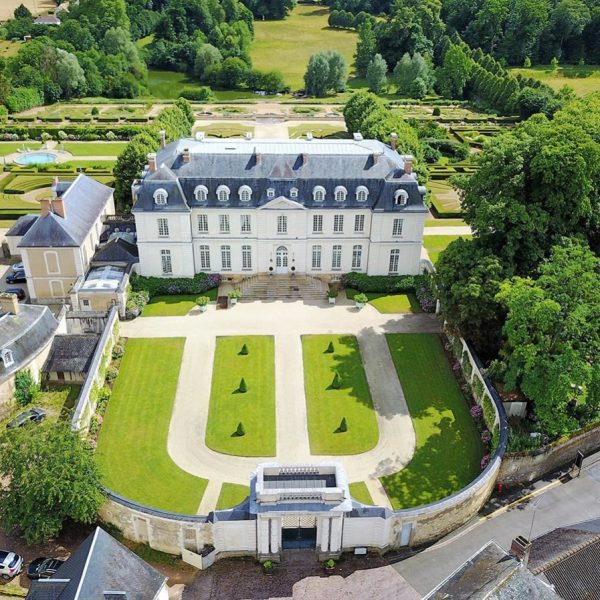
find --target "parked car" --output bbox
[0,551,23,580]
[3,287,26,300]
[6,408,46,429]
[26,557,65,580]
[10,262,23,273]
[6,270,26,284]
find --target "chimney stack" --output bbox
[0,292,20,315]
[51,197,66,219]
[353,132,363,141]
[390,132,398,150]
[159,129,166,149]
[182,148,190,163]
[148,153,157,173]
[40,198,51,216]
[301,153,309,166]
[404,156,413,174]
[372,151,382,165]
[510,536,532,567]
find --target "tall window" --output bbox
[239,186,252,202]
[194,185,208,202]
[352,245,362,269]
[313,186,325,202]
[161,249,172,274]
[219,214,230,234]
[221,245,231,270]
[217,185,230,202]
[157,218,169,237]
[197,214,208,233]
[354,214,365,233]
[242,245,252,270]
[241,214,251,233]
[312,245,322,269]
[333,214,344,233]
[313,214,323,233]
[334,186,347,202]
[277,215,287,234]
[356,186,368,202]
[389,249,400,274]
[199,245,210,270]
[154,189,168,205]
[392,218,404,236]
[332,245,342,270]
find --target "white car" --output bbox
[0,550,23,580]
[10,262,24,273]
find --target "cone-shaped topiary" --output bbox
[338,417,348,433]
[239,343,249,355]
[236,422,246,436]
[238,378,248,393]
[331,371,342,389]
[325,341,334,354]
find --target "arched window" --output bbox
[0,349,14,368]
[290,187,298,199]
[313,186,325,202]
[194,185,208,202]
[356,186,369,202]
[334,186,347,202]
[153,188,168,205]
[239,185,252,202]
[394,189,409,206]
[217,185,230,202]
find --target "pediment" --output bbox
[259,197,306,210]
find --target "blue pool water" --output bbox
[14,152,58,166]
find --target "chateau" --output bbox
[132,134,428,278]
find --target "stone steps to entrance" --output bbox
[240,274,326,302]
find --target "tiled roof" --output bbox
[92,237,138,264]
[5,214,38,237]
[43,334,99,374]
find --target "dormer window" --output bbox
[217,185,230,202]
[395,189,409,206]
[334,186,347,202]
[267,188,275,199]
[239,185,252,202]
[153,188,168,205]
[313,186,325,202]
[0,349,14,368]
[290,187,298,199]
[194,185,208,202]
[356,186,369,202]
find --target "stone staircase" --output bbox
[240,274,327,301]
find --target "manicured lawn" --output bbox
[206,336,276,456]
[216,483,250,510]
[251,5,358,89]
[141,289,218,317]
[424,234,472,264]
[302,335,378,455]
[510,65,600,95]
[288,124,348,139]
[3,175,113,194]
[0,39,22,58]
[425,218,467,227]
[196,124,255,138]
[345,288,420,314]
[147,70,203,99]
[428,179,462,216]
[96,338,208,513]
[61,142,128,156]
[349,482,374,505]
[381,334,483,509]
[0,142,42,156]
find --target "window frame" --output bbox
[194,185,208,202]
[388,248,400,274]
[313,186,325,202]
[356,186,369,202]
[153,188,168,205]
[354,214,365,233]
[392,218,404,237]
[240,214,251,233]
[239,185,252,202]
[219,214,230,234]
[331,244,342,270]
[312,214,323,234]
[352,244,362,270]
[197,214,208,233]
[394,189,409,207]
[157,217,169,238]
[216,185,230,202]
[312,245,322,270]
[334,186,347,203]
[198,244,211,270]
[221,245,232,270]
[333,214,344,233]
[160,249,173,275]
[277,214,288,234]
[242,244,252,270]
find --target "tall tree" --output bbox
[343,90,383,134]
[355,20,377,78]
[304,51,347,96]
[393,52,433,97]
[366,53,387,94]
[434,45,473,99]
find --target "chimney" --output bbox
[510,536,532,567]
[159,129,166,149]
[390,132,398,150]
[148,153,157,173]
[306,131,313,141]
[51,197,66,219]
[0,292,19,315]
[301,153,309,166]
[404,156,413,174]
[254,146,261,166]
[40,198,51,216]
[353,132,363,141]
[182,148,190,163]
[372,151,382,165]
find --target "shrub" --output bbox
[263,560,273,569]
[105,365,119,385]
[470,405,483,420]
[130,272,220,298]
[331,372,342,389]
[5,87,43,113]
[415,273,436,312]
[229,289,241,299]
[461,351,473,379]
[325,341,334,354]
[180,87,213,101]
[481,429,491,444]
[341,272,422,294]
[482,395,496,430]
[480,454,490,470]
[471,377,484,402]
[111,342,125,360]
[125,289,149,318]
[238,378,247,393]
[337,417,348,432]
[326,559,335,568]
[235,422,246,436]
[14,370,39,406]
[354,293,369,304]
[424,138,470,160]
[239,344,249,355]
[327,289,338,298]
[195,295,211,307]
[432,107,441,116]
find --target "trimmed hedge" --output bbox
[341,272,422,293]
[0,125,143,141]
[130,272,221,298]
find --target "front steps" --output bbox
[240,274,327,301]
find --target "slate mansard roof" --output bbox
[132,137,428,214]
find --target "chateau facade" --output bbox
[132,135,428,278]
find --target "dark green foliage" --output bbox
[337,417,348,433]
[14,370,39,407]
[238,378,248,393]
[5,88,44,113]
[130,272,221,298]
[366,54,388,94]
[239,344,249,355]
[241,0,295,20]
[355,20,377,77]
[304,51,348,97]
[341,272,423,294]
[14,4,32,19]
[235,422,246,436]
[325,341,334,354]
[343,91,383,135]
[331,372,342,389]
[179,87,213,101]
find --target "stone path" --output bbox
[120,300,441,512]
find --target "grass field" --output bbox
[4,175,113,194]
[0,40,22,58]
[349,482,374,505]
[511,65,600,95]
[425,218,467,227]
[216,483,251,510]
[345,288,420,314]
[0,0,55,20]
[428,180,462,216]
[302,334,378,455]
[381,334,483,509]
[288,124,348,139]
[142,290,218,317]
[252,5,358,89]
[146,70,201,99]
[0,142,42,156]
[61,142,128,156]
[206,336,276,456]
[96,338,208,513]
[424,234,472,264]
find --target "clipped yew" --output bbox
[325,341,334,354]
[331,371,342,389]
[338,417,348,433]
[239,343,249,355]
[235,422,246,436]
[238,378,248,393]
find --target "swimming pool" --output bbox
[14,151,58,166]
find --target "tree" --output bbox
[238,377,247,393]
[304,51,347,96]
[325,341,334,354]
[174,97,194,129]
[14,370,39,407]
[524,56,532,67]
[14,4,32,19]
[366,54,387,94]
[194,44,223,81]
[393,52,433,97]
[337,417,348,433]
[0,422,104,543]
[435,45,473,99]
[235,422,246,436]
[331,371,342,389]
[515,86,562,118]
[360,107,422,158]
[355,20,377,78]
[241,0,295,20]
[239,343,249,355]
[550,0,591,58]
[500,0,550,65]
[54,49,86,99]
[343,90,382,134]
[550,56,559,71]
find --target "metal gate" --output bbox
[282,515,317,549]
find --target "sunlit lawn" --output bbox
[345,288,420,314]
[142,289,218,317]
[424,234,472,264]
[510,65,600,95]
[216,483,250,509]
[349,482,374,505]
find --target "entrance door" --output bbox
[282,515,317,550]
[275,246,288,274]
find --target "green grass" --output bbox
[141,290,217,317]
[0,142,42,156]
[251,5,358,90]
[345,288,420,313]
[216,483,250,509]
[0,39,22,58]
[424,234,472,264]
[206,336,276,456]
[61,142,128,156]
[349,482,374,505]
[96,338,208,513]
[381,334,483,509]
[147,70,203,99]
[197,124,255,138]
[427,180,462,216]
[425,218,467,227]
[4,174,113,194]
[288,124,348,139]
[510,65,600,95]
[302,334,378,455]
[0,219,16,228]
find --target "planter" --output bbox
[328,297,336,305]
[325,566,335,575]
[230,298,238,305]
[199,304,208,313]
[355,301,366,310]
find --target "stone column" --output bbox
[269,518,280,554]
[257,517,270,556]
[329,516,343,553]
[319,516,331,552]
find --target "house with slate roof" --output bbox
[131,134,427,278]
[7,175,115,301]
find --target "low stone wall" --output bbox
[498,422,600,486]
